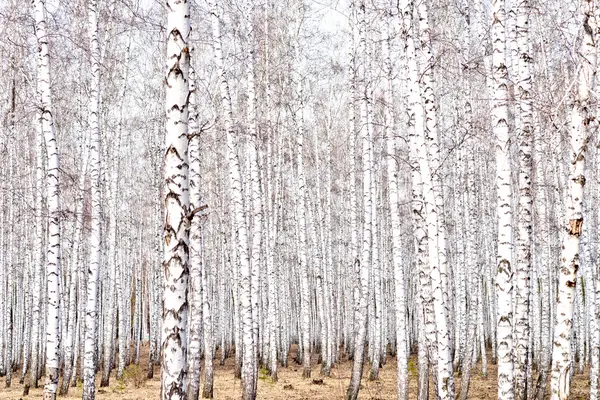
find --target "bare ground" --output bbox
[0,345,590,399]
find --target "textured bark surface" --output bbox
[492,1,515,398]
[161,0,191,398]
[187,61,203,400]
[346,1,371,399]
[34,0,62,399]
[83,1,102,399]
[514,0,533,398]
[383,6,408,395]
[550,1,595,399]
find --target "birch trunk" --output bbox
[383,6,407,394]
[202,253,214,399]
[348,0,359,360]
[399,2,429,397]
[82,1,102,398]
[27,105,45,393]
[187,60,203,400]
[244,1,262,389]
[264,5,279,380]
[162,0,191,398]
[514,0,533,398]
[492,0,515,398]
[296,73,311,379]
[550,1,595,398]
[34,0,62,398]
[346,2,372,398]
[416,3,454,396]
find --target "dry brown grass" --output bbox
[0,345,590,399]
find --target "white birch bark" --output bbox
[162,0,191,398]
[550,1,596,398]
[296,72,312,379]
[593,155,600,399]
[264,5,279,380]
[60,143,86,395]
[116,245,129,378]
[27,105,45,392]
[82,1,102,398]
[383,7,408,392]
[492,0,515,398]
[201,250,214,399]
[325,128,335,371]
[593,13,600,389]
[187,59,203,400]
[348,2,359,359]
[399,2,430,397]
[244,1,262,389]
[347,1,371,397]
[34,0,62,398]
[514,0,533,398]
[416,3,454,396]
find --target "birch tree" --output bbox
[82,0,102,398]
[187,58,203,400]
[514,0,533,398]
[162,0,191,398]
[383,3,407,397]
[492,0,515,398]
[34,0,62,398]
[347,1,372,398]
[0,2,598,400]
[550,1,596,398]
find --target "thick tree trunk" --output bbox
[161,0,191,398]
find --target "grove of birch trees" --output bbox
[1,0,600,399]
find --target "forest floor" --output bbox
[0,344,590,399]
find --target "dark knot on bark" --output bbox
[568,218,583,237]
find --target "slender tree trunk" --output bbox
[382,6,407,397]
[346,2,372,398]
[82,1,102,399]
[34,0,62,398]
[187,59,203,400]
[201,253,214,399]
[296,72,311,380]
[550,1,595,398]
[264,5,279,380]
[416,3,454,397]
[60,147,86,395]
[26,105,45,394]
[244,0,263,390]
[399,1,429,398]
[514,0,533,398]
[593,168,600,399]
[492,0,515,398]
